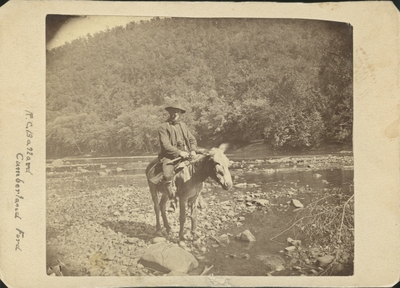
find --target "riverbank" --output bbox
[46,153,353,276]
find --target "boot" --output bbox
[162,180,176,199]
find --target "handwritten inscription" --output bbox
[14,110,33,251]
[15,228,24,251]
[15,153,24,220]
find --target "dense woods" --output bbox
[46,17,353,158]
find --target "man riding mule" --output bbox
[158,100,197,199]
[146,101,233,242]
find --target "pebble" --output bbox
[227,211,235,217]
[179,241,186,247]
[220,216,227,222]
[310,269,318,275]
[291,199,304,208]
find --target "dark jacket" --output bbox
[158,121,197,159]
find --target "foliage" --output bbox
[46,17,353,157]
[272,184,354,275]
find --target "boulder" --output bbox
[235,230,256,242]
[141,242,198,273]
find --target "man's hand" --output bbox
[179,151,190,159]
[190,150,197,157]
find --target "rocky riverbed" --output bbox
[46,154,354,276]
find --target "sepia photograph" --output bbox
[0,1,399,287]
[45,15,354,277]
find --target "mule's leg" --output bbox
[189,198,198,232]
[159,193,171,234]
[149,183,163,236]
[178,196,186,241]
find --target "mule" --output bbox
[145,144,233,241]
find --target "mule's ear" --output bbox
[218,143,229,153]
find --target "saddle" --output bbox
[148,159,187,185]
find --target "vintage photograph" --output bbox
[45,15,354,277]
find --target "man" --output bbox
[158,100,197,198]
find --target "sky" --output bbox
[46,16,153,50]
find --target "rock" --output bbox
[236,222,243,227]
[197,195,207,209]
[51,159,64,166]
[239,253,250,259]
[291,199,304,208]
[310,269,318,275]
[193,239,202,248]
[220,216,227,222]
[88,267,102,276]
[234,183,247,188]
[199,247,207,253]
[257,255,285,271]
[332,263,345,274]
[167,271,189,276]
[254,199,269,206]
[116,167,123,172]
[284,246,296,253]
[247,183,260,188]
[227,210,235,217]
[218,234,230,244]
[313,173,322,178]
[238,216,245,221]
[126,237,140,244]
[141,242,198,273]
[287,238,301,247]
[342,165,354,170]
[316,255,335,267]
[100,164,106,169]
[235,230,256,242]
[152,237,167,244]
[322,180,329,184]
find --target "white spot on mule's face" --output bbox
[211,148,232,190]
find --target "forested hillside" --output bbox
[46,17,353,158]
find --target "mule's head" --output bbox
[208,144,233,190]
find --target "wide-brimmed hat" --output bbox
[165,100,186,114]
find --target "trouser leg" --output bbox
[162,159,175,199]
